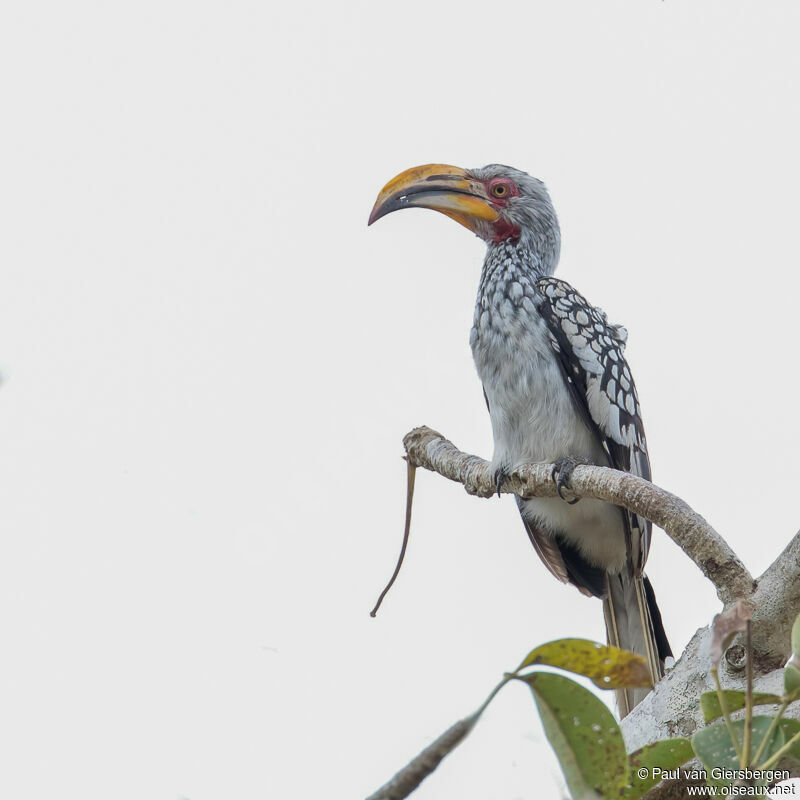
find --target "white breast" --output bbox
[469,270,626,573]
[471,290,602,469]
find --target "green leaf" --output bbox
[776,718,800,763]
[518,638,651,690]
[785,663,800,699]
[692,717,784,787]
[620,738,694,798]
[792,610,800,657]
[522,671,628,798]
[699,690,782,723]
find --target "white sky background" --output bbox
[1,2,799,799]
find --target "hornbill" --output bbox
[369,163,671,715]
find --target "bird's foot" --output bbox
[493,466,510,498]
[551,457,592,504]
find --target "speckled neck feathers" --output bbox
[481,238,554,288]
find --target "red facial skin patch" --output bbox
[484,179,520,241]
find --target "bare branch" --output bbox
[403,426,755,604]
[364,715,477,800]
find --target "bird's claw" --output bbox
[493,466,509,498]
[551,457,589,505]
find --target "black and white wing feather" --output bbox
[535,277,652,574]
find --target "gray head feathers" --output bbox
[469,164,561,275]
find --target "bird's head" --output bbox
[368,163,560,261]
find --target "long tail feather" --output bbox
[603,571,666,717]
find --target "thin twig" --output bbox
[364,715,478,800]
[365,674,512,800]
[371,462,416,617]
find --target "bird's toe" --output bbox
[493,466,510,498]
[551,457,590,504]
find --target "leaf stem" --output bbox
[474,674,513,719]
[712,666,743,762]
[752,700,789,767]
[741,620,753,767]
[759,727,800,771]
